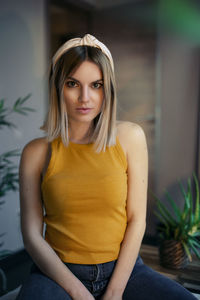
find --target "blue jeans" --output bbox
[16,255,196,300]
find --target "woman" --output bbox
[17,34,196,300]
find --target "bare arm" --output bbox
[19,138,95,300]
[101,123,148,300]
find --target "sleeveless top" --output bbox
[41,136,128,264]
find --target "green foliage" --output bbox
[0,95,35,260]
[0,150,20,198]
[0,94,34,129]
[0,95,35,295]
[0,95,35,199]
[153,172,200,262]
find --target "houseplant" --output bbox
[0,94,35,198]
[0,95,34,203]
[153,172,200,269]
[0,95,35,294]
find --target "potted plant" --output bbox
[153,172,200,269]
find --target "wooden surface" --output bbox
[140,244,200,293]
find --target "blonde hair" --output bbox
[41,45,117,152]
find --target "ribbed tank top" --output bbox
[41,136,128,264]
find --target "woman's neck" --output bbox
[68,122,94,144]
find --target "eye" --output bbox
[66,80,78,88]
[92,82,103,89]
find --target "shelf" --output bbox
[140,244,200,293]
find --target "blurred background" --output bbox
[0,0,200,295]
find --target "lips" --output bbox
[76,108,93,114]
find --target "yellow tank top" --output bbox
[42,136,128,264]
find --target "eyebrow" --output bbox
[67,76,103,83]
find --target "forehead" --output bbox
[69,60,102,81]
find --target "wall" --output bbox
[0,0,49,252]
[156,34,200,209]
[49,3,89,55]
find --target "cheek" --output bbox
[64,90,77,105]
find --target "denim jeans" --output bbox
[16,255,196,300]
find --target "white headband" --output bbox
[52,34,114,71]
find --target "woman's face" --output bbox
[63,60,104,126]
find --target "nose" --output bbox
[78,85,90,102]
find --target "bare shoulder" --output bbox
[116,120,144,135]
[20,137,50,174]
[116,120,147,156]
[22,137,49,157]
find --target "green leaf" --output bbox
[19,93,31,104]
[154,212,172,238]
[21,107,35,112]
[0,149,20,197]
[191,232,200,237]
[188,239,200,260]
[0,99,4,110]
[155,198,177,226]
[12,109,27,116]
[174,227,180,239]
[188,237,200,248]
[165,189,182,221]
[0,120,15,129]
[13,97,21,108]
[12,94,34,116]
[186,178,194,227]
[182,241,192,262]
[193,172,200,223]
[179,180,190,219]
[154,211,168,225]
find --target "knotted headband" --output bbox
[52,34,114,71]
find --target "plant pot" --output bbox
[159,240,189,269]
